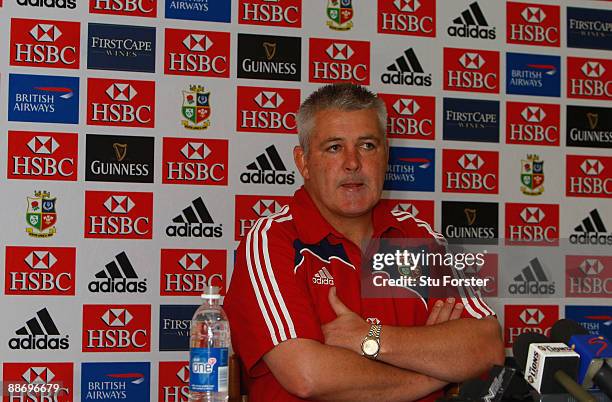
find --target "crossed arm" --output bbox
[264,288,505,400]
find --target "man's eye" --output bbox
[362,142,376,150]
[327,144,341,152]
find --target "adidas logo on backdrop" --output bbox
[9,308,69,350]
[508,257,556,295]
[239,145,296,185]
[166,197,223,238]
[570,209,612,245]
[88,252,147,293]
[381,48,432,87]
[448,2,496,39]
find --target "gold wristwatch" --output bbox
[361,324,382,359]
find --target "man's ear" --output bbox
[293,146,309,180]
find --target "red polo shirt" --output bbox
[224,187,495,402]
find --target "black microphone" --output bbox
[513,332,596,402]
[550,319,612,399]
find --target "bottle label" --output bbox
[189,347,229,393]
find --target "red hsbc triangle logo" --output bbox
[239,0,302,27]
[505,203,559,246]
[309,38,370,84]
[10,18,80,69]
[444,47,499,93]
[87,78,155,128]
[158,361,190,402]
[507,2,560,47]
[566,155,612,198]
[165,28,230,77]
[234,194,291,241]
[90,0,156,17]
[506,102,560,146]
[8,131,78,181]
[160,249,227,296]
[85,191,153,239]
[568,57,612,101]
[504,304,558,347]
[3,362,74,402]
[565,255,611,298]
[377,0,435,37]
[82,304,151,352]
[443,149,499,194]
[162,138,228,185]
[236,86,300,134]
[378,93,435,139]
[379,198,435,227]
[5,246,76,295]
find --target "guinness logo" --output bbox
[464,208,477,225]
[113,143,128,162]
[587,113,599,130]
[263,42,277,60]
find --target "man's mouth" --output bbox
[340,182,364,189]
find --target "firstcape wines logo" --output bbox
[88,251,147,293]
[166,197,223,238]
[240,145,295,185]
[380,48,432,87]
[10,18,81,69]
[239,0,301,27]
[9,307,69,350]
[377,0,436,37]
[443,98,499,143]
[447,1,496,40]
[87,23,156,73]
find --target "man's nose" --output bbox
[343,146,361,171]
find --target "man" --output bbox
[224,83,505,402]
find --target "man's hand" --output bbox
[322,287,369,354]
[425,298,464,325]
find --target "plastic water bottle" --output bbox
[189,286,230,402]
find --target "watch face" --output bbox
[362,339,379,355]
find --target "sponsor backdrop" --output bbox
[0,0,611,400]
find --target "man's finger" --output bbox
[449,302,464,320]
[328,287,351,316]
[426,300,443,325]
[436,298,456,323]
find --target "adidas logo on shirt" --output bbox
[166,197,223,238]
[240,145,296,185]
[381,48,432,87]
[8,308,69,350]
[88,251,147,293]
[570,209,612,246]
[447,1,496,39]
[508,257,556,295]
[312,267,335,286]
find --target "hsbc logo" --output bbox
[83,304,151,352]
[444,48,499,93]
[88,78,155,128]
[90,0,156,17]
[160,249,226,296]
[443,149,498,194]
[566,255,611,297]
[568,57,612,100]
[504,304,558,346]
[506,203,559,246]
[235,194,291,240]
[5,246,76,296]
[3,363,73,402]
[165,28,230,77]
[310,38,370,84]
[379,94,434,139]
[85,191,153,239]
[159,361,190,402]
[567,155,612,198]
[11,19,80,69]
[8,131,78,181]
[378,0,435,37]
[239,0,302,27]
[380,198,435,227]
[163,138,228,186]
[506,102,560,146]
[237,86,299,134]
[507,3,559,46]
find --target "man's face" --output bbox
[294,108,388,220]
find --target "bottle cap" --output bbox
[201,286,221,299]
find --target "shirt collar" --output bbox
[291,187,407,244]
